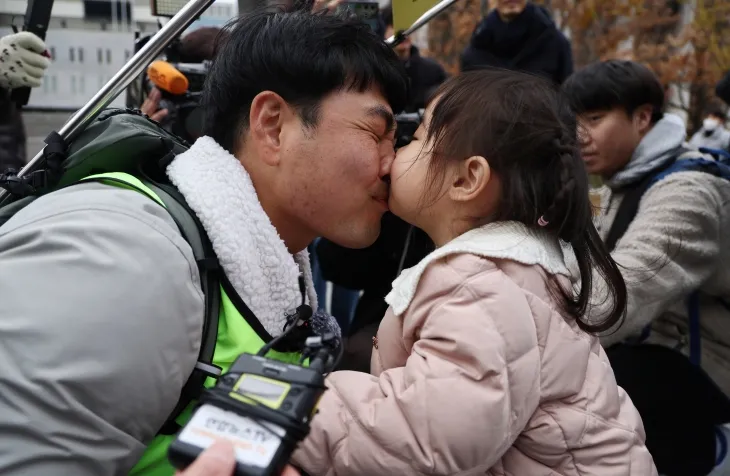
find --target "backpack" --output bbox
[0,108,221,436]
[605,147,730,365]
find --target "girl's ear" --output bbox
[449,155,491,202]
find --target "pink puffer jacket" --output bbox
[293,225,657,476]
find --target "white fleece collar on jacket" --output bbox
[385,222,574,316]
[166,136,319,337]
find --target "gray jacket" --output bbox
[0,182,204,474]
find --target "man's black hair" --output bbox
[202,9,409,153]
[562,60,665,123]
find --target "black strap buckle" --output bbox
[0,168,48,196]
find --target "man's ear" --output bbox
[449,155,491,202]
[633,104,654,136]
[248,91,289,166]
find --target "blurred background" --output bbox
[3,0,728,160]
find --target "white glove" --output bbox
[0,32,51,89]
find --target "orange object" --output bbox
[147,60,189,95]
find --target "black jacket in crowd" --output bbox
[461,3,573,85]
[316,213,434,371]
[0,88,26,172]
[317,214,434,321]
[402,46,448,113]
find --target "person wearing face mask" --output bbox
[689,103,730,151]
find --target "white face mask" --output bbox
[704,117,720,131]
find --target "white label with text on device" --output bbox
[178,404,285,468]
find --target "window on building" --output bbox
[106,49,112,64]
[84,0,132,24]
[69,47,75,62]
[97,48,103,64]
[79,75,85,94]
[71,75,77,94]
[49,47,56,60]
[78,48,84,63]
[51,75,57,93]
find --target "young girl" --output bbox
[292,70,657,475]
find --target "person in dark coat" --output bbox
[382,4,448,112]
[461,0,573,84]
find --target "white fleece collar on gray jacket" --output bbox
[166,136,322,338]
[386,221,574,316]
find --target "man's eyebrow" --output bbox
[365,105,396,133]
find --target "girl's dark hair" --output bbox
[424,70,627,334]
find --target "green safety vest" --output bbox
[83,172,303,475]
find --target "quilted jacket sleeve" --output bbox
[292,260,542,475]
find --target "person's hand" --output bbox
[140,87,169,122]
[0,32,50,90]
[175,440,301,476]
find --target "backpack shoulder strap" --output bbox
[604,160,672,252]
[141,179,222,436]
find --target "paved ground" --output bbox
[23,110,74,163]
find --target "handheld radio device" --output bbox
[168,304,341,476]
